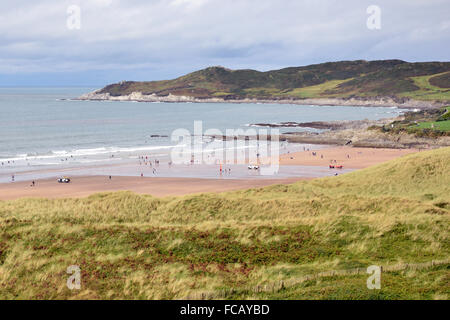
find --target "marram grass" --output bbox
[0,148,449,299]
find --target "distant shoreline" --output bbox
[76,90,446,110]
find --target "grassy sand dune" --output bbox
[0,148,449,299]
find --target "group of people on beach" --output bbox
[219,166,232,175]
[139,155,160,167]
[311,151,324,159]
[138,155,164,177]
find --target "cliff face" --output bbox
[80,60,450,105]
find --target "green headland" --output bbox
[96,60,450,104]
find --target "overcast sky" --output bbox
[0,0,449,86]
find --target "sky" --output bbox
[0,0,449,87]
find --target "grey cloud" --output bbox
[0,0,448,85]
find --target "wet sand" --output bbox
[0,176,305,200]
[279,146,419,169]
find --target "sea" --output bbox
[0,87,403,182]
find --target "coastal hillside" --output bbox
[0,147,448,299]
[97,60,450,103]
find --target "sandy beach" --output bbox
[279,146,419,169]
[0,146,422,200]
[0,176,305,200]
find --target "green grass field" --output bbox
[415,120,450,131]
[377,106,450,137]
[0,148,449,299]
[399,72,450,101]
[236,80,352,99]
[281,79,354,99]
[408,107,450,133]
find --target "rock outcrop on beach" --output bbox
[78,60,450,108]
[250,120,379,130]
[280,118,450,149]
[214,115,450,149]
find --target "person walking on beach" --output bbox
[11,174,14,182]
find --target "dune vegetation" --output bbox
[0,148,449,300]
